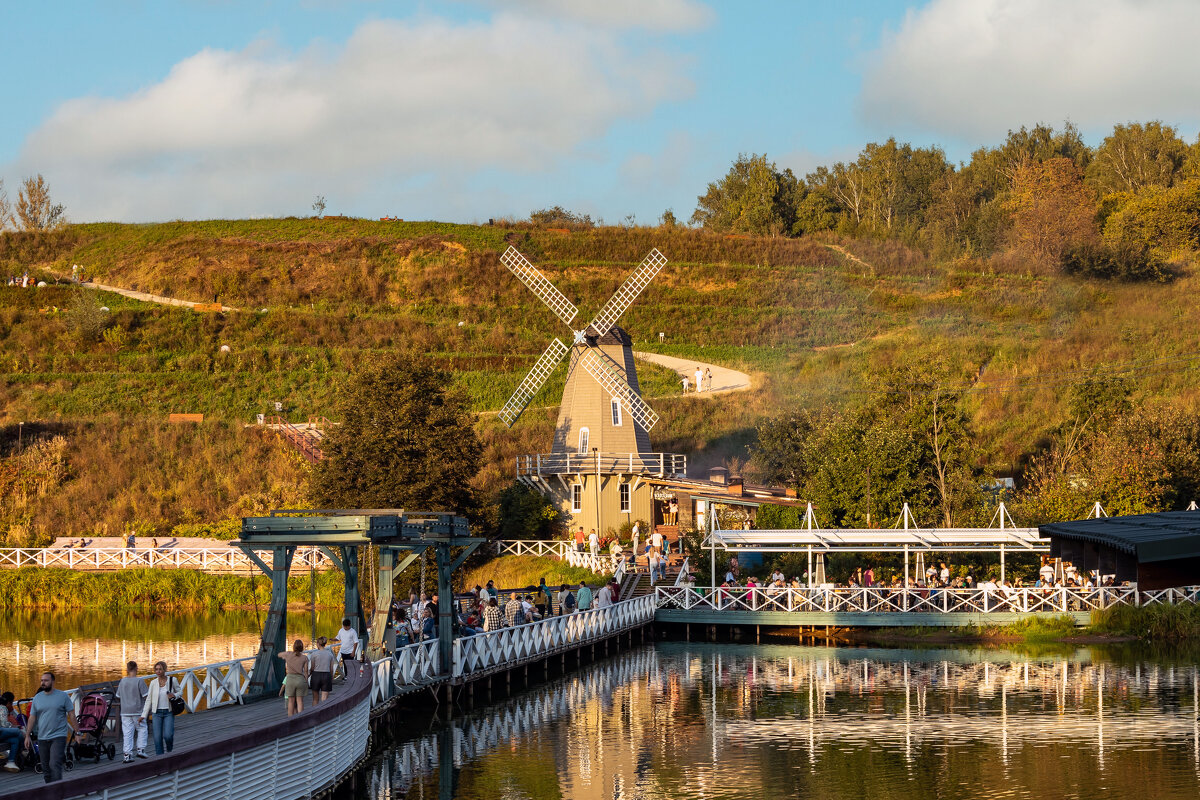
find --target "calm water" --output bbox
[363,642,1200,800]
[0,608,345,696]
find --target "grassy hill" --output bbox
[2,219,1198,544]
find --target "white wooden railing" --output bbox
[0,546,332,573]
[370,639,442,703]
[654,584,1200,613]
[517,452,686,477]
[453,594,656,678]
[495,539,618,575]
[673,557,691,587]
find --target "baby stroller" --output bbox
[16,698,74,774]
[72,690,116,763]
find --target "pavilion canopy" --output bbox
[1040,511,1200,563]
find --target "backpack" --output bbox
[564,592,576,611]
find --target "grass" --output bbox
[1090,603,1200,641]
[3,219,1200,542]
[0,566,350,611]
[459,555,611,591]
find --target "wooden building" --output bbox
[1040,511,1200,590]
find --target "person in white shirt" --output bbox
[631,522,640,558]
[694,366,703,392]
[596,583,613,608]
[588,529,600,557]
[334,619,360,676]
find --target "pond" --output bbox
[362,641,1200,799]
[0,608,346,696]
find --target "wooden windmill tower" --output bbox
[498,246,686,535]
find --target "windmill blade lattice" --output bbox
[501,246,578,328]
[587,248,667,338]
[498,338,570,427]
[578,348,660,432]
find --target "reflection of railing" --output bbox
[454,595,656,679]
[0,546,331,572]
[516,452,686,477]
[654,584,1200,613]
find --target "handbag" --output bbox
[168,679,185,715]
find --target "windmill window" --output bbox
[611,398,623,426]
[572,483,582,513]
[620,482,631,513]
[578,428,589,454]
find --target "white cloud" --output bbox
[858,0,1200,142]
[11,15,691,221]
[462,0,714,32]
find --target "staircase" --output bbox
[266,416,327,463]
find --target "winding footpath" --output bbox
[632,351,752,395]
[79,278,237,312]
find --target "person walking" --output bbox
[25,672,78,782]
[681,374,690,393]
[0,692,24,772]
[483,597,503,631]
[534,582,550,618]
[704,367,713,391]
[116,661,148,762]
[574,526,586,553]
[277,640,310,717]
[576,582,593,612]
[588,528,600,558]
[631,521,641,560]
[140,661,178,756]
[334,618,360,677]
[557,584,576,615]
[694,366,703,393]
[596,581,613,608]
[308,637,336,705]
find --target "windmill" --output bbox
[497,245,667,457]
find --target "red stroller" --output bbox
[72,690,116,763]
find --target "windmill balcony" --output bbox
[517,452,687,478]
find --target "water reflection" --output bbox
[0,609,344,694]
[365,643,1200,800]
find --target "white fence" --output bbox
[516,452,686,478]
[654,584,1200,614]
[496,539,620,575]
[0,547,331,573]
[453,594,656,679]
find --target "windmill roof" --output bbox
[593,326,631,346]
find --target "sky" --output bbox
[3,0,1200,225]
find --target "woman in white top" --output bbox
[141,661,179,755]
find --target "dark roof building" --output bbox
[1040,511,1200,589]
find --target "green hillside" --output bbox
[2,219,1198,544]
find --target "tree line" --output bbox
[0,174,66,232]
[692,122,1200,280]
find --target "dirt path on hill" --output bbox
[823,243,876,274]
[78,279,237,312]
[631,351,752,395]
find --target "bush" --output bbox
[1060,242,1173,283]
[496,482,564,540]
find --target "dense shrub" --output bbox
[1060,242,1174,283]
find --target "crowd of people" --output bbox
[680,365,714,393]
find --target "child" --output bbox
[115,661,148,762]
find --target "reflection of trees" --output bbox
[367,644,1200,799]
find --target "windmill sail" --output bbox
[578,348,660,432]
[498,338,570,427]
[501,246,578,328]
[587,248,667,338]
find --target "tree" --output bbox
[751,411,818,491]
[969,123,1091,196]
[691,153,798,236]
[16,174,65,231]
[1004,157,1097,266]
[0,179,12,230]
[312,195,326,217]
[1086,122,1188,195]
[659,208,678,227]
[309,352,483,519]
[529,206,594,228]
[496,482,564,540]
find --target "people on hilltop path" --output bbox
[704,367,713,391]
[576,582,593,612]
[695,366,703,393]
[334,618,360,677]
[309,637,336,705]
[0,692,25,772]
[681,374,690,393]
[278,640,310,717]
[116,661,148,762]
[141,661,178,756]
[25,672,78,782]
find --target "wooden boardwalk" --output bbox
[2,682,349,798]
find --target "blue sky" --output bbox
[3,0,1199,224]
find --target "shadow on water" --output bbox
[354,640,1200,800]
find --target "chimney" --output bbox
[708,466,728,485]
[726,477,743,497]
